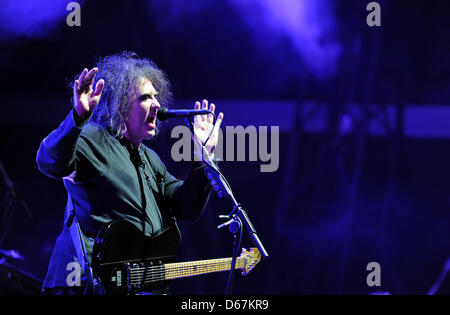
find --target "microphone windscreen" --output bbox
[156,107,169,121]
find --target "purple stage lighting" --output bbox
[230,0,342,78]
[0,0,85,42]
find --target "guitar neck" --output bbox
[126,250,259,288]
[164,257,244,280]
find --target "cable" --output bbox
[202,112,216,147]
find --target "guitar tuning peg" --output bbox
[217,191,223,198]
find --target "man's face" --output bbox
[124,77,161,146]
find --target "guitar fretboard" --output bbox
[164,257,244,280]
[128,257,245,285]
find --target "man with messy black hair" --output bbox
[37,52,224,295]
[87,51,175,138]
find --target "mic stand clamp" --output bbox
[217,215,240,234]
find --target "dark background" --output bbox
[1,0,450,295]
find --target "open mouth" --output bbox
[146,115,156,123]
[146,112,157,128]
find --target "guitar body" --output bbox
[92,220,181,295]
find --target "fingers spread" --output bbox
[194,99,220,126]
[78,67,98,92]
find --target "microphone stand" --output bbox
[185,119,269,293]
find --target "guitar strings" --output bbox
[129,258,240,275]
[124,253,260,286]
[129,267,238,285]
[129,260,242,284]
[129,264,238,284]
[127,259,246,285]
[130,259,242,274]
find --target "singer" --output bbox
[36,51,224,295]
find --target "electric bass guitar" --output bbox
[92,220,261,295]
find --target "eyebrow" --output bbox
[138,92,158,100]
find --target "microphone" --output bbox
[157,107,212,121]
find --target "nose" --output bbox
[150,100,161,112]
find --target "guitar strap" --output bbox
[65,193,96,292]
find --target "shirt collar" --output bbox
[119,135,143,154]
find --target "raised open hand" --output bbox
[193,99,224,157]
[73,67,104,120]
